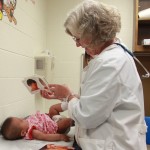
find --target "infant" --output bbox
[1,102,74,142]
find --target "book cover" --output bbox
[22,75,49,94]
[39,144,74,150]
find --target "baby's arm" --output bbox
[32,129,70,142]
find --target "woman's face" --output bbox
[72,35,101,57]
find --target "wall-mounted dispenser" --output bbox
[35,57,46,70]
[34,49,55,82]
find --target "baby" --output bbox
[26,79,39,91]
[1,102,74,142]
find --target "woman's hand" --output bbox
[41,84,73,101]
[40,87,54,99]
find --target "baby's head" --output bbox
[27,79,39,91]
[1,117,28,140]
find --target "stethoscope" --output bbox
[114,43,150,79]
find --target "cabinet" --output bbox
[134,0,150,52]
[134,0,150,116]
[134,55,150,116]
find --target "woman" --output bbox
[41,0,147,149]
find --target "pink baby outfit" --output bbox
[25,111,58,140]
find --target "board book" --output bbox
[22,75,49,94]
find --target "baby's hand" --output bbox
[60,134,70,142]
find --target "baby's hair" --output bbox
[27,79,36,86]
[1,117,22,140]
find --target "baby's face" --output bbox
[31,83,39,91]
[12,117,29,135]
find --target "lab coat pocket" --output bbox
[78,138,113,150]
[137,123,147,150]
[138,123,147,135]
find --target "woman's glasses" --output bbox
[72,36,93,49]
[72,36,80,43]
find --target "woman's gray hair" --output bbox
[64,0,121,46]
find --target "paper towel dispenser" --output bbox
[34,55,55,81]
[35,57,46,70]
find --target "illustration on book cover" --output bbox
[23,75,49,94]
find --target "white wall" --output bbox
[44,0,84,112]
[0,0,48,124]
[45,0,134,112]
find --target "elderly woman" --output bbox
[41,0,147,150]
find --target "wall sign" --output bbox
[0,0,17,25]
[0,0,3,20]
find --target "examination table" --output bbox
[0,127,75,150]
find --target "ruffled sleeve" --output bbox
[25,125,36,140]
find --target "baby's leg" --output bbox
[49,103,63,118]
[57,118,74,134]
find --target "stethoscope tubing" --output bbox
[114,43,150,79]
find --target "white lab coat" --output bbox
[68,43,147,150]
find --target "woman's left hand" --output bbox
[40,87,54,99]
[41,84,72,101]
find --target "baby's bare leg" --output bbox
[57,118,74,134]
[49,103,63,118]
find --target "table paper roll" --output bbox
[138,8,150,20]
